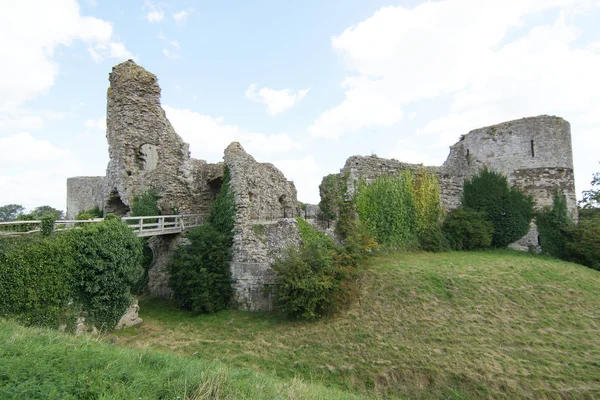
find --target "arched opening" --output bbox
[105,191,130,216]
[208,177,223,198]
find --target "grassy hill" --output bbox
[2,250,600,399]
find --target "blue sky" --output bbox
[1,0,599,211]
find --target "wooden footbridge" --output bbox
[0,214,206,238]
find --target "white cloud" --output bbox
[162,48,179,60]
[311,0,600,196]
[163,106,301,160]
[145,10,164,23]
[159,36,181,59]
[0,0,131,113]
[273,156,322,204]
[0,133,83,209]
[173,10,190,23]
[0,115,44,131]
[245,84,310,116]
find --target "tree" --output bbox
[580,163,600,209]
[31,205,64,220]
[463,168,534,248]
[0,204,25,221]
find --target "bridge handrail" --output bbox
[0,214,207,237]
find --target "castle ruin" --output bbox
[67,60,577,311]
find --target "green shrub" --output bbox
[131,189,161,217]
[69,219,143,330]
[564,215,600,271]
[418,225,450,252]
[273,219,362,320]
[168,225,233,314]
[442,208,493,251]
[0,234,76,328]
[40,215,55,236]
[463,168,534,248]
[168,167,234,314]
[536,192,573,258]
[75,206,103,220]
[318,174,344,221]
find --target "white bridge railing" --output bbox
[0,214,206,238]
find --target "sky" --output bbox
[1,0,599,212]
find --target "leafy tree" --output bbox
[0,204,25,221]
[580,163,600,209]
[31,205,64,220]
[463,168,534,248]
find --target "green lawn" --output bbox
[111,250,600,399]
[2,250,599,399]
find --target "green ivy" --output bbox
[355,172,417,247]
[168,167,235,314]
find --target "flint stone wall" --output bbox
[66,176,106,219]
[224,142,301,311]
[328,115,577,250]
[103,60,223,216]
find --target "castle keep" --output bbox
[67,60,577,310]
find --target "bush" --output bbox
[0,235,76,328]
[75,206,103,220]
[40,215,55,236]
[0,218,143,331]
[69,219,143,330]
[564,215,600,271]
[418,225,451,252]
[442,208,493,251]
[463,168,534,248]
[168,225,233,314]
[273,219,363,320]
[536,192,572,258]
[131,189,161,217]
[168,167,234,314]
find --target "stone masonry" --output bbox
[224,142,301,311]
[67,60,301,311]
[329,115,577,250]
[67,59,578,312]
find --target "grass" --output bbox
[109,250,600,399]
[0,319,365,399]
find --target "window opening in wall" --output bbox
[466,149,471,166]
[531,140,535,157]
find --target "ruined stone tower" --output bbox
[329,115,577,250]
[67,60,301,311]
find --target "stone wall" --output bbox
[441,115,577,216]
[324,115,577,250]
[103,60,223,216]
[224,142,301,311]
[66,176,105,219]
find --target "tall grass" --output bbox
[0,319,364,399]
[113,251,600,399]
